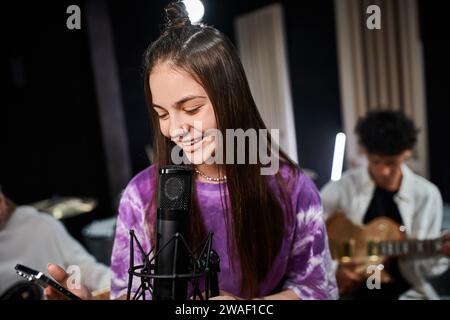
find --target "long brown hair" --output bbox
[143,1,298,298]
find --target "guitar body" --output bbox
[326,213,406,283]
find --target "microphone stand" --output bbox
[126,230,220,300]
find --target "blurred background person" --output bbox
[321,111,450,300]
[0,185,111,299]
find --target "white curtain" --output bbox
[234,3,298,163]
[334,0,428,177]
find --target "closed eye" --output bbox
[184,106,203,115]
[157,113,169,120]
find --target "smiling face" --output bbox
[149,61,218,165]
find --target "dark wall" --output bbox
[108,0,342,188]
[283,0,342,187]
[1,1,111,217]
[108,0,165,174]
[419,0,450,203]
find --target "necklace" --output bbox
[194,167,227,182]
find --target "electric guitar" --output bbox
[326,213,448,282]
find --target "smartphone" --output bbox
[15,264,81,300]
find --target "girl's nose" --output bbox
[170,123,190,141]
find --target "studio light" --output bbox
[183,0,205,23]
[331,132,346,181]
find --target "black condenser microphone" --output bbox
[153,165,193,300]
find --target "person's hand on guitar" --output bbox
[336,260,365,295]
[442,231,450,258]
[44,263,92,300]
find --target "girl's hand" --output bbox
[44,263,92,300]
[209,290,242,300]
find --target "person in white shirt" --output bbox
[0,186,111,298]
[321,110,450,300]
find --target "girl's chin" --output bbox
[184,151,213,165]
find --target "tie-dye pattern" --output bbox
[110,164,338,300]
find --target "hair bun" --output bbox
[164,1,191,31]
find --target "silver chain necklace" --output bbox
[194,167,227,182]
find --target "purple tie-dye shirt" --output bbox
[110,164,338,300]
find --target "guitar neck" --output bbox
[374,238,443,257]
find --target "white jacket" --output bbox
[321,164,449,299]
